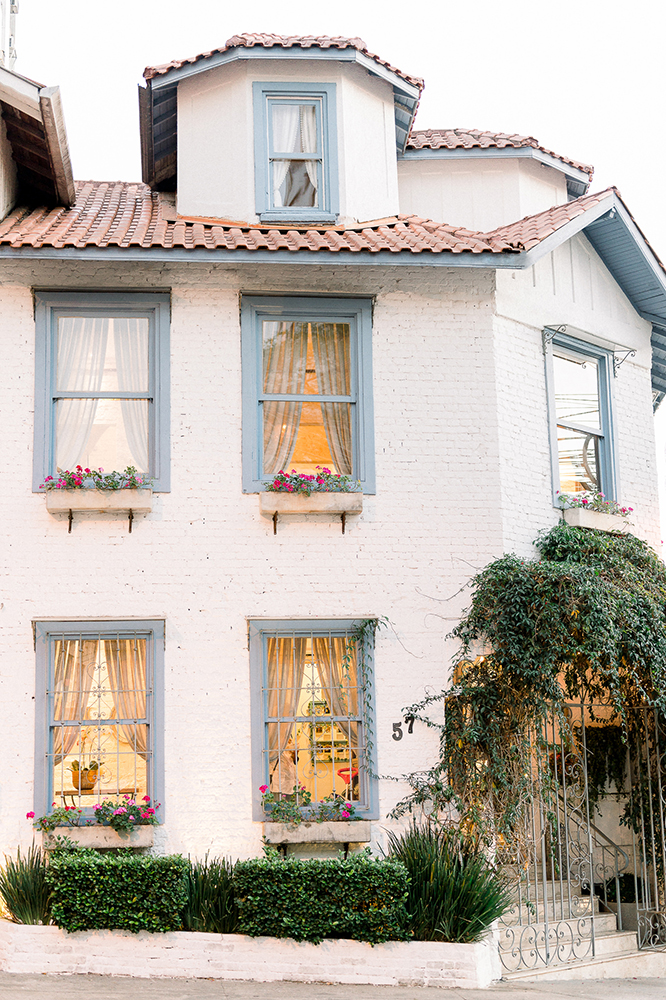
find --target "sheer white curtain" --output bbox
[113,319,149,470]
[104,638,148,760]
[267,637,308,794]
[262,321,308,474]
[55,318,108,469]
[312,636,358,742]
[271,105,300,208]
[52,639,98,764]
[311,323,353,474]
[300,105,319,198]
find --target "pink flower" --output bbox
[341,811,350,819]
[141,811,150,819]
[142,795,151,802]
[113,807,127,815]
[26,811,35,819]
[259,785,268,794]
[145,807,155,816]
[93,804,102,811]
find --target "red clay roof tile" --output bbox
[407,128,593,177]
[143,33,423,91]
[0,181,617,257]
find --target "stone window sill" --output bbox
[45,489,153,514]
[259,493,363,516]
[562,508,629,533]
[262,820,371,844]
[43,825,154,849]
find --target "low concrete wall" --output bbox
[0,921,501,989]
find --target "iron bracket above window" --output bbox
[543,325,568,351]
[613,350,636,377]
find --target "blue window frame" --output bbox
[33,292,170,492]
[241,296,375,493]
[545,330,617,502]
[253,82,338,223]
[249,619,378,821]
[33,619,164,820]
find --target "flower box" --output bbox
[260,492,363,516]
[44,825,154,849]
[563,508,629,533]
[262,820,371,844]
[45,489,153,515]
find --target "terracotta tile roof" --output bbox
[143,33,423,91]
[407,128,593,178]
[0,181,615,256]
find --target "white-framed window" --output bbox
[249,620,377,820]
[253,82,338,223]
[241,296,375,493]
[545,330,617,499]
[33,620,164,817]
[33,292,170,491]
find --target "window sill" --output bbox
[45,489,153,515]
[562,508,629,533]
[259,492,363,516]
[258,212,338,224]
[262,820,371,844]
[43,825,155,849]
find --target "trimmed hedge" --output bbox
[232,852,410,944]
[46,852,189,933]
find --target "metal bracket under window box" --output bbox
[259,492,363,535]
[45,489,153,533]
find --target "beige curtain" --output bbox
[311,323,353,474]
[52,639,98,764]
[267,637,308,793]
[262,322,308,474]
[104,639,148,760]
[312,636,359,742]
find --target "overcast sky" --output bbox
[11,0,666,536]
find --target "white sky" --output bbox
[11,0,666,539]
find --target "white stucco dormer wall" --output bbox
[0,115,18,221]
[397,155,568,232]
[176,58,400,225]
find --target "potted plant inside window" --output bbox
[40,466,153,530]
[69,759,100,791]
[260,468,363,531]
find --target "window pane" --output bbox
[55,398,149,472]
[263,322,351,395]
[56,317,149,393]
[557,426,600,492]
[273,161,318,208]
[265,634,362,804]
[553,354,601,430]
[49,635,149,810]
[271,103,317,154]
[263,401,352,476]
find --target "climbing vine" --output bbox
[391,523,666,843]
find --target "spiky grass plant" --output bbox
[0,844,51,924]
[385,821,511,943]
[182,856,238,934]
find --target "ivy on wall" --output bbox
[392,523,666,840]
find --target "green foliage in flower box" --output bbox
[232,851,410,944]
[46,852,189,933]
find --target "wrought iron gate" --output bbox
[498,702,666,973]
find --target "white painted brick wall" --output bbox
[0,253,659,860]
[0,921,501,989]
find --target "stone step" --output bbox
[502,895,599,924]
[509,880,596,902]
[503,947,666,982]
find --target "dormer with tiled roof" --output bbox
[398,127,593,232]
[139,34,423,227]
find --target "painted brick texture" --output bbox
[0,251,659,861]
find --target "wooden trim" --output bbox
[38,86,75,206]
[138,83,155,187]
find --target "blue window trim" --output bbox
[248,618,378,822]
[544,330,618,505]
[253,81,339,223]
[33,291,171,492]
[241,295,375,494]
[33,619,165,822]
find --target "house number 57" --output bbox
[392,716,415,741]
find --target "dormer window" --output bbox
[253,83,338,223]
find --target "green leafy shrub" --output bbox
[0,845,51,925]
[46,852,188,933]
[385,822,512,943]
[233,851,409,944]
[182,856,238,933]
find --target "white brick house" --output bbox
[1,34,665,862]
